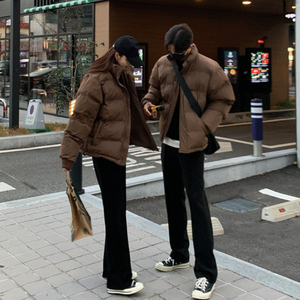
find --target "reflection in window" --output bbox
[0,18,5,39]
[30,12,58,36]
[58,6,92,34]
[20,16,30,37]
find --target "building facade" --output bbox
[0,0,295,116]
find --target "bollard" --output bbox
[68,99,84,195]
[251,98,263,157]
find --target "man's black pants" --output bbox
[161,143,217,283]
[93,157,132,290]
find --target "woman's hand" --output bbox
[143,102,155,117]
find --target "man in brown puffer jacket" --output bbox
[142,24,235,300]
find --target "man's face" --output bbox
[167,44,192,61]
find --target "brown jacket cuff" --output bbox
[62,159,74,171]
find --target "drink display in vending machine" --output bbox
[246,47,272,93]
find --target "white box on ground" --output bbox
[161,217,224,237]
[24,99,45,130]
[261,199,300,222]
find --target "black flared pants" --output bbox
[93,157,132,290]
[161,143,217,283]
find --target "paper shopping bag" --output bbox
[66,172,93,241]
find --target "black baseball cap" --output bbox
[113,36,144,68]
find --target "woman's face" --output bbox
[115,52,132,70]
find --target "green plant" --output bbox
[272,99,295,110]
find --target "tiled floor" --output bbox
[0,195,298,300]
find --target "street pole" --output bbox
[296,1,300,168]
[9,0,20,129]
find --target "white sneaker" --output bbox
[107,280,144,295]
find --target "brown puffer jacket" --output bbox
[60,64,157,170]
[141,44,235,153]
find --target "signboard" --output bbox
[24,99,45,130]
[217,47,239,85]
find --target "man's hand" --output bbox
[143,102,155,117]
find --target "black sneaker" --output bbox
[155,256,189,272]
[192,277,216,299]
[107,280,144,295]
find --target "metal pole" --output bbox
[251,98,263,157]
[9,0,20,129]
[296,0,300,168]
[70,153,84,195]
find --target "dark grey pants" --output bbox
[161,143,217,283]
[93,157,132,290]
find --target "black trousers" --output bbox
[161,143,217,283]
[93,157,132,290]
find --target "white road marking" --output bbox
[145,155,161,160]
[218,141,233,153]
[259,188,299,201]
[126,166,156,174]
[126,163,146,168]
[216,136,296,149]
[219,117,295,127]
[0,144,61,154]
[0,182,16,192]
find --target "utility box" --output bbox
[24,99,45,130]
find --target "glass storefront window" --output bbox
[30,12,58,36]
[20,15,29,37]
[1,4,94,116]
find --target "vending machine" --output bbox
[218,47,240,112]
[242,47,272,111]
[134,43,148,100]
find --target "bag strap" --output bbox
[172,63,202,117]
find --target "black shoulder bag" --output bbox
[172,64,220,155]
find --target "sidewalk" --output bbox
[0,191,299,300]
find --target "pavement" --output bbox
[0,108,299,299]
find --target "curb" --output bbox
[83,149,297,200]
[0,131,64,150]
[0,109,295,150]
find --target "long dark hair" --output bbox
[85,46,138,99]
[164,23,193,52]
[86,47,117,74]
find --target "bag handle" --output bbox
[172,63,202,117]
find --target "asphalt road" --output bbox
[0,118,296,203]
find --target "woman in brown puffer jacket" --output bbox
[60,36,157,296]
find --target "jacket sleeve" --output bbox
[141,62,162,107]
[201,64,235,133]
[60,73,103,169]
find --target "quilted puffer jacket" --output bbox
[141,44,235,153]
[60,64,157,170]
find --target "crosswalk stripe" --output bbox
[0,182,16,192]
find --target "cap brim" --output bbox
[127,56,144,68]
